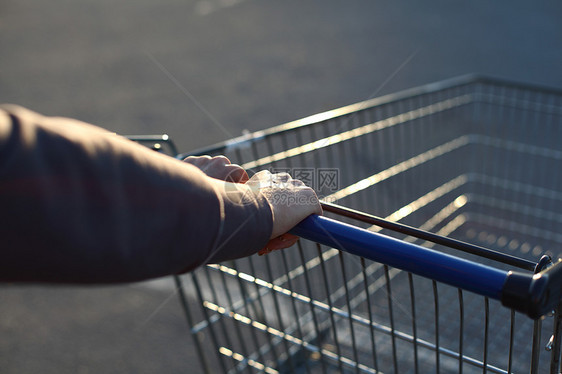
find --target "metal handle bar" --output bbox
[290,215,562,319]
[320,201,536,271]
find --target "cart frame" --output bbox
[133,75,562,373]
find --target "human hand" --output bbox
[186,156,322,255]
[245,170,322,255]
[183,155,249,183]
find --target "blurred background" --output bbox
[1,0,561,373]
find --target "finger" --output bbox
[307,189,323,215]
[250,171,292,188]
[272,172,291,184]
[184,155,247,182]
[234,166,250,183]
[266,186,323,239]
[271,233,299,246]
[183,155,231,167]
[257,247,272,256]
[201,156,229,174]
[247,170,272,183]
[224,164,249,183]
[258,234,299,255]
[210,155,231,166]
[182,155,212,166]
[288,179,305,187]
[278,233,300,246]
[246,170,273,188]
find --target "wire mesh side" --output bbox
[181,77,562,373]
[181,246,546,373]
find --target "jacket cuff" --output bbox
[205,187,273,265]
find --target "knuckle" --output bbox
[254,170,271,178]
[213,155,231,164]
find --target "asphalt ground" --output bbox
[1,1,562,373]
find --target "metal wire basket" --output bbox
[136,75,562,373]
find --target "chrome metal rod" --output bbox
[320,201,536,271]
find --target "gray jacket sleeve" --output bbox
[0,105,273,283]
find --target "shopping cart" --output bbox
[133,75,562,373]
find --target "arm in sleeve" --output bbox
[0,105,273,283]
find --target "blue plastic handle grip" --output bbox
[290,215,508,300]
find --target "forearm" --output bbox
[0,105,272,283]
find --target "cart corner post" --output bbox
[501,256,562,373]
[501,258,562,320]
